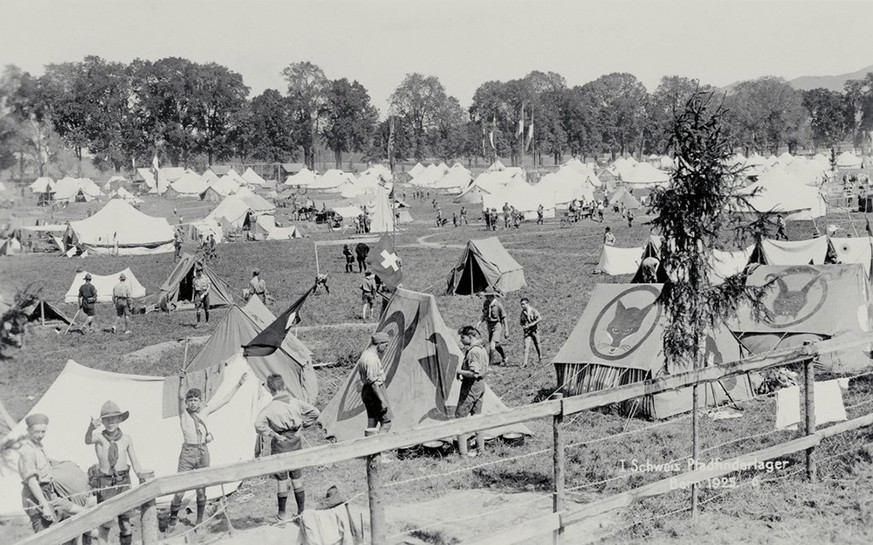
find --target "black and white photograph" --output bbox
[1,1,872,544]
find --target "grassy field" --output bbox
[0,188,872,544]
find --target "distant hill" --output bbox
[789,64,873,92]
[720,65,873,94]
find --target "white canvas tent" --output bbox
[284,167,317,187]
[66,199,175,255]
[29,177,55,194]
[167,172,208,197]
[0,356,265,516]
[742,171,827,220]
[241,167,267,186]
[53,177,103,203]
[64,268,146,303]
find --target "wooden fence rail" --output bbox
[13,333,872,545]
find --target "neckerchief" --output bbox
[102,428,123,468]
[187,408,210,443]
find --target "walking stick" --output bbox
[64,309,81,335]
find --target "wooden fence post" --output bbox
[138,471,157,545]
[804,357,816,481]
[552,393,565,545]
[365,429,386,545]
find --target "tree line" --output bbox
[1,56,872,177]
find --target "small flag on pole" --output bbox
[243,284,316,357]
[525,114,534,152]
[516,103,525,138]
[151,154,159,171]
[366,234,403,290]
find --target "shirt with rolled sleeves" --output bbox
[112,281,132,300]
[461,341,489,380]
[357,346,385,386]
[18,439,52,484]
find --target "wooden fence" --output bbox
[13,333,873,545]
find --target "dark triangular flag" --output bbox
[866,216,872,237]
[243,284,315,357]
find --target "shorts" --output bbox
[82,306,96,317]
[361,383,393,425]
[523,325,539,338]
[91,471,133,530]
[21,482,77,533]
[362,292,375,305]
[486,321,503,343]
[271,432,303,480]
[115,302,130,317]
[455,379,485,418]
[194,292,209,309]
[178,444,210,472]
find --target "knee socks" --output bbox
[277,492,288,515]
[294,489,305,514]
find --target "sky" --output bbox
[2,0,872,116]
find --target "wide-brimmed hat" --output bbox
[119,273,127,280]
[320,485,347,509]
[84,273,92,280]
[482,286,499,296]
[100,400,129,422]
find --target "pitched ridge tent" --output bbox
[53,177,103,203]
[318,288,531,442]
[407,162,426,178]
[166,172,208,197]
[749,237,831,265]
[29,177,55,194]
[741,171,827,220]
[553,283,756,419]
[251,215,303,240]
[608,187,641,210]
[446,237,526,295]
[430,163,472,193]
[729,263,873,373]
[23,299,71,325]
[64,268,147,303]
[205,193,274,229]
[0,356,265,516]
[595,245,644,275]
[535,168,595,205]
[65,199,174,255]
[156,253,234,308]
[454,168,527,204]
[829,236,873,271]
[163,296,317,418]
[0,237,21,256]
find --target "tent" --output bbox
[407,162,426,178]
[741,171,827,220]
[829,237,873,271]
[29,177,55,194]
[156,253,234,308]
[430,163,472,193]
[750,237,830,265]
[318,288,530,442]
[729,263,873,373]
[164,296,317,418]
[0,237,21,256]
[309,169,354,191]
[22,299,71,325]
[455,168,527,205]
[553,283,756,419]
[608,187,641,210]
[251,215,304,240]
[241,167,267,186]
[205,193,274,229]
[595,245,643,275]
[0,357,264,516]
[66,199,174,255]
[64,268,147,303]
[367,185,395,233]
[446,237,526,295]
[284,167,317,187]
[53,177,102,203]
[166,173,208,198]
[535,168,595,206]
[110,187,143,205]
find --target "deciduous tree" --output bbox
[283,61,328,169]
[322,78,378,168]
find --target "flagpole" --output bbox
[314,242,320,276]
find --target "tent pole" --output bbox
[40,302,45,326]
[314,243,320,276]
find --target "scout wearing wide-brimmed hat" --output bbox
[478,286,509,364]
[77,273,98,333]
[85,401,147,545]
[112,272,133,334]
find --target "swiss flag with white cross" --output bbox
[366,234,403,290]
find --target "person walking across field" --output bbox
[536,204,544,225]
[358,332,393,434]
[343,244,355,273]
[192,264,211,328]
[78,273,98,334]
[254,374,321,522]
[355,242,369,273]
[173,229,183,262]
[19,414,86,536]
[455,325,489,457]
[85,401,148,545]
[165,371,248,531]
[460,206,468,225]
[249,269,267,303]
[478,287,508,365]
[361,271,377,321]
[519,297,542,367]
[111,273,133,334]
[775,213,788,240]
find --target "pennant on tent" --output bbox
[243,284,316,357]
[366,234,403,291]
